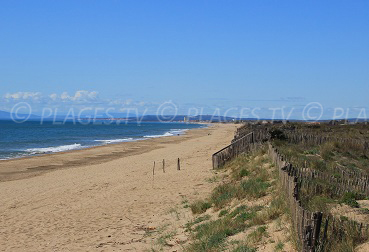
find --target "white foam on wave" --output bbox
[170,129,189,134]
[25,143,83,154]
[94,138,136,144]
[144,129,189,138]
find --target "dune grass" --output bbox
[185,146,291,251]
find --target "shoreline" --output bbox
[0,123,211,182]
[0,121,207,161]
[0,122,238,251]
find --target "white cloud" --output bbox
[4,92,42,101]
[73,90,98,101]
[1,90,152,113]
[59,90,99,102]
[60,92,69,100]
[49,93,58,101]
[43,90,100,103]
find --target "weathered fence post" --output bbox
[177,158,180,170]
[312,212,323,250]
[303,224,313,252]
[162,159,165,173]
[212,154,218,169]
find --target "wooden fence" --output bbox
[212,127,369,251]
[268,143,369,252]
[212,129,270,169]
[285,132,369,155]
[297,167,369,197]
[268,144,323,251]
[212,132,254,169]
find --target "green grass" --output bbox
[304,195,336,213]
[209,178,270,209]
[156,230,177,246]
[186,215,248,251]
[182,199,190,208]
[275,241,284,251]
[239,178,270,199]
[185,214,211,231]
[228,205,248,218]
[206,176,221,183]
[184,145,290,251]
[232,168,250,180]
[228,205,263,224]
[340,192,366,208]
[247,226,268,244]
[210,183,238,209]
[190,200,212,214]
[218,209,229,217]
[231,244,257,252]
[233,123,369,251]
[249,194,287,226]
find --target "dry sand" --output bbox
[0,123,238,251]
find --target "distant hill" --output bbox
[0,110,40,120]
[1,110,367,123]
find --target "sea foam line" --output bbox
[144,129,189,138]
[94,138,137,144]
[25,143,83,154]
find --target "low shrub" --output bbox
[190,200,212,214]
[340,192,366,208]
[239,178,270,199]
[187,216,247,251]
[211,183,238,208]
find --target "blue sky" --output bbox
[0,0,368,118]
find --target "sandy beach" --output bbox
[0,123,238,251]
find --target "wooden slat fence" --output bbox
[212,132,254,169]
[212,127,369,251]
[285,132,369,155]
[268,143,369,252]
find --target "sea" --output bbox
[0,120,205,160]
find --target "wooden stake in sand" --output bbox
[152,161,156,186]
[162,159,165,173]
[177,158,180,170]
[153,161,156,176]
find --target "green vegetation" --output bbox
[236,122,369,251]
[185,215,211,231]
[275,241,285,251]
[231,244,257,252]
[206,175,221,183]
[181,198,190,208]
[239,178,270,199]
[250,193,288,226]
[185,146,291,251]
[247,226,267,244]
[218,209,228,217]
[156,230,177,246]
[186,215,247,251]
[210,183,238,209]
[340,192,366,208]
[186,204,265,251]
[232,168,250,180]
[190,200,212,214]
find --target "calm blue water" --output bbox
[0,120,204,160]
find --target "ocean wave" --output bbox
[25,143,83,154]
[94,138,136,144]
[144,129,188,138]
